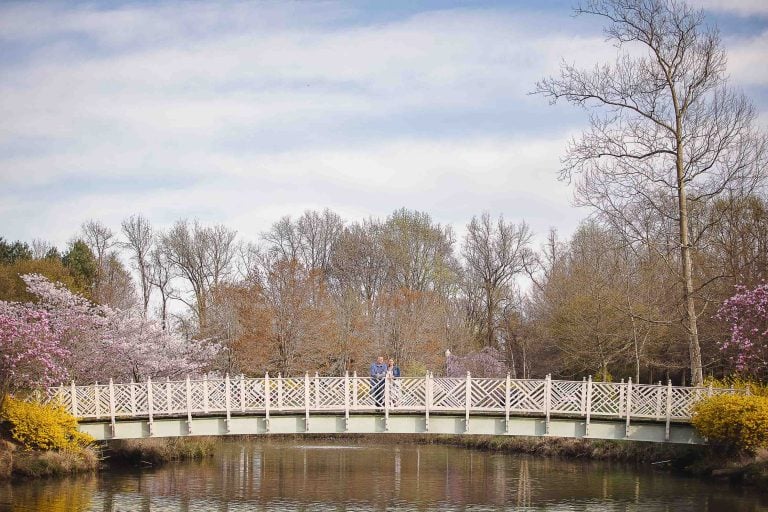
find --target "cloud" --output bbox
[726,30,768,86]
[0,0,764,252]
[690,0,768,17]
[2,134,576,248]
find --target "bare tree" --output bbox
[160,219,238,332]
[149,245,174,330]
[121,214,154,315]
[262,216,301,262]
[30,238,54,259]
[330,219,388,308]
[463,213,533,347]
[81,219,115,270]
[382,208,459,294]
[296,209,345,273]
[534,0,767,384]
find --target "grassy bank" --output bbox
[425,434,768,488]
[0,439,100,479]
[105,437,216,466]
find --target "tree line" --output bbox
[1,197,766,384]
[2,0,767,387]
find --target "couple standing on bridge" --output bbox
[370,355,401,408]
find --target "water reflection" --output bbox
[1,440,767,511]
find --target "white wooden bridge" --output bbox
[47,373,739,444]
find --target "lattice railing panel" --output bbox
[280,378,307,410]
[112,384,134,417]
[241,379,266,410]
[431,378,465,410]
[590,382,622,416]
[315,377,346,410]
[509,380,545,413]
[46,387,71,411]
[394,378,425,409]
[550,381,584,414]
[206,380,227,412]
[630,384,663,419]
[75,386,97,418]
[471,379,506,410]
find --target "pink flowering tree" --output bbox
[716,283,768,379]
[0,303,69,408]
[20,274,219,384]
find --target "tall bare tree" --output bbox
[80,219,116,297]
[535,0,767,384]
[149,245,174,330]
[160,219,238,332]
[463,213,533,347]
[121,214,154,315]
[296,209,345,274]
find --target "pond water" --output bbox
[1,439,766,511]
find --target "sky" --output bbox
[1,0,767,250]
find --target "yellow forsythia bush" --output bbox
[1,396,94,451]
[692,394,768,454]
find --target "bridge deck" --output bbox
[48,374,736,443]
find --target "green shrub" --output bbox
[692,394,768,455]
[1,396,94,451]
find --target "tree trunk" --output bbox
[676,136,704,386]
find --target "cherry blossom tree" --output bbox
[716,283,768,379]
[0,304,69,407]
[18,274,219,383]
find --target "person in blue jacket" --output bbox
[370,355,387,408]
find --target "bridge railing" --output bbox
[47,373,741,427]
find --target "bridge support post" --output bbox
[505,373,511,434]
[109,378,116,438]
[665,379,672,441]
[225,374,231,433]
[265,373,270,433]
[544,374,551,435]
[585,375,593,437]
[625,377,632,438]
[185,375,193,435]
[344,372,350,432]
[130,380,136,417]
[385,373,390,431]
[655,381,663,419]
[203,375,209,414]
[165,377,172,416]
[304,372,311,432]
[352,372,358,409]
[70,381,78,418]
[619,379,625,418]
[147,376,154,436]
[94,382,100,420]
[425,372,431,432]
[465,372,471,433]
[240,374,246,413]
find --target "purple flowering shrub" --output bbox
[716,283,768,379]
[446,347,507,378]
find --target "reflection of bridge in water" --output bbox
[47,373,740,443]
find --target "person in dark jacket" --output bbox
[370,356,387,407]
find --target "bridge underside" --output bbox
[80,413,703,444]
